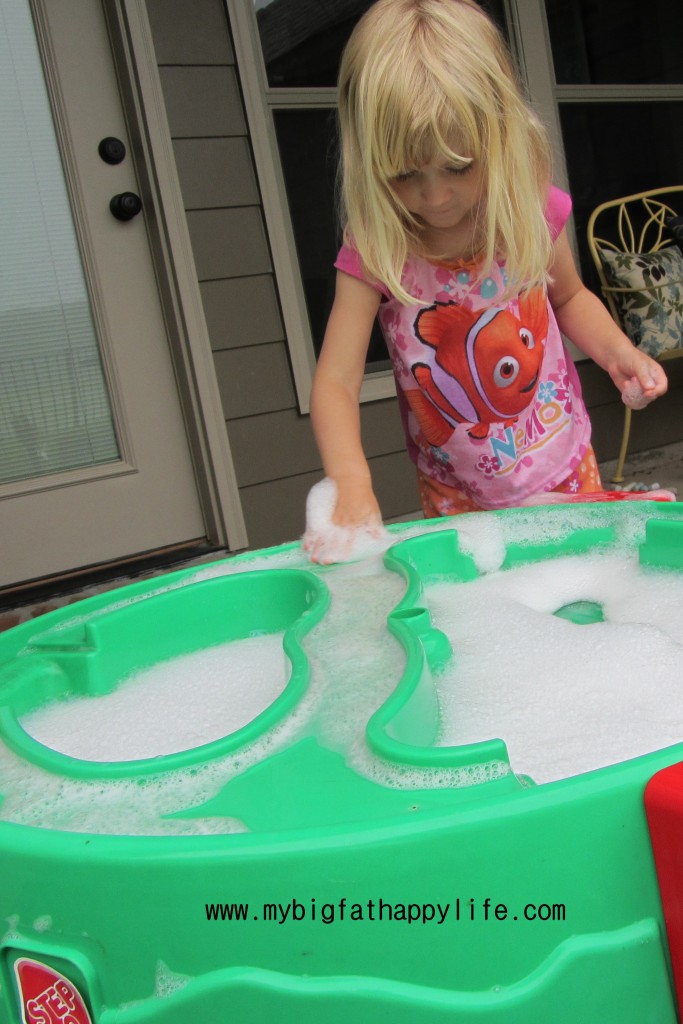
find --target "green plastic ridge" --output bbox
[640,518,683,570]
[371,520,623,772]
[94,919,672,1024]
[0,570,329,779]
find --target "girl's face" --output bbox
[389,157,486,255]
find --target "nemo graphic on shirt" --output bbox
[404,288,548,443]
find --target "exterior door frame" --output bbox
[100,0,247,550]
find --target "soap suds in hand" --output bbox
[621,377,651,410]
[302,477,391,564]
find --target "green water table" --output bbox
[1,503,683,1023]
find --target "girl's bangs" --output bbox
[377,90,480,181]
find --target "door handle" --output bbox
[109,192,142,221]
[98,136,126,164]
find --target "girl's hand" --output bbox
[330,476,383,530]
[302,477,386,565]
[607,350,668,410]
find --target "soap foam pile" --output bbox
[0,543,410,834]
[23,634,288,761]
[429,551,683,784]
[302,477,392,564]
[1,503,681,832]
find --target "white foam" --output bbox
[348,754,511,791]
[455,514,507,574]
[0,735,256,836]
[155,961,192,998]
[302,477,391,564]
[22,633,289,761]
[622,377,651,410]
[429,551,683,783]
[2,506,683,833]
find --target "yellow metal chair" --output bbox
[587,186,683,483]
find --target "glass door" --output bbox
[0,0,208,587]
[1,0,119,485]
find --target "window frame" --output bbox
[225,0,395,414]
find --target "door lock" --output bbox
[98,136,126,164]
[109,192,142,221]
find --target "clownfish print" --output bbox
[404,288,548,443]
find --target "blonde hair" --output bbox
[337,0,554,303]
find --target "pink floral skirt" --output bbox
[417,447,603,518]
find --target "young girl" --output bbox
[306,0,667,562]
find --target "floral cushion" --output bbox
[600,245,683,358]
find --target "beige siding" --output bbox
[146,0,415,549]
[158,66,246,136]
[230,399,407,488]
[173,138,259,208]
[200,275,283,350]
[214,344,297,419]
[146,0,232,63]
[185,208,271,279]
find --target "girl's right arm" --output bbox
[310,270,383,528]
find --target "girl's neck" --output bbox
[417,220,484,264]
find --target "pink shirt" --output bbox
[334,187,592,509]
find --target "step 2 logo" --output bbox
[13,958,93,1024]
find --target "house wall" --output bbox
[145,0,682,550]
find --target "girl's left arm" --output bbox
[547,228,668,405]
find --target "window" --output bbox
[544,0,683,293]
[546,0,682,86]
